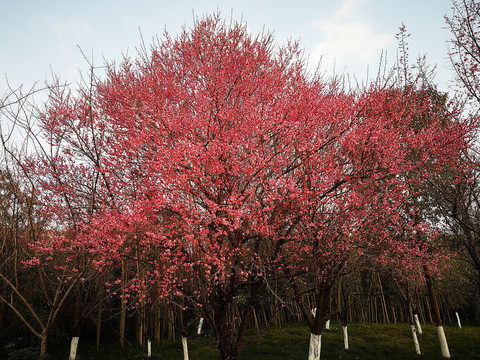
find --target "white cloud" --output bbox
[55,19,91,39]
[335,0,366,18]
[310,0,392,72]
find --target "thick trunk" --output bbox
[309,284,334,333]
[308,333,322,360]
[69,337,79,360]
[209,279,259,360]
[301,283,338,360]
[410,325,421,355]
[437,326,451,358]
[213,319,242,360]
[343,326,349,350]
[214,302,236,360]
[424,268,442,327]
[211,293,253,360]
[424,267,450,358]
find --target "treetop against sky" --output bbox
[0,0,456,99]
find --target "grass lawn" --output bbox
[6,321,480,359]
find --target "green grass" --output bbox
[6,322,480,359]
[238,322,480,360]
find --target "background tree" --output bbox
[0,146,81,356]
[446,0,480,105]
[431,0,480,309]
[0,79,102,357]
[278,79,472,359]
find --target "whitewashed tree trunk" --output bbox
[414,314,422,334]
[69,337,79,360]
[197,317,204,335]
[343,326,349,350]
[308,333,322,360]
[182,335,189,360]
[310,308,316,317]
[455,312,462,328]
[436,326,451,358]
[147,339,152,357]
[410,325,421,355]
[325,319,330,330]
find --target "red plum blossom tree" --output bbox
[27,15,474,360]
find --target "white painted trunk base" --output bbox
[147,340,152,357]
[410,325,421,355]
[436,326,451,358]
[325,319,330,330]
[455,312,462,328]
[69,337,79,360]
[182,335,189,360]
[197,317,204,335]
[343,326,349,350]
[414,314,422,334]
[308,333,322,360]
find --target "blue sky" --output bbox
[0,0,456,98]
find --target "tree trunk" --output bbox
[414,313,422,334]
[424,266,450,358]
[437,326,450,358]
[174,298,190,360]
[410,325,421,355]
[340,282,349,349]
[342,326,349,350]
[69,337,79,360]
[304,283,336,360]
[455,311,462,328]
[72,286,83,338]
[253,308,259,331]
[40,330,48,357]
[408,303,421,355]
[155,308,161,343]
[215,308,234,360]
[119,297,126,350]
[136,310,144,347]
[197,317,204,335]
[182,335,189,360]
[308,333,322,360]
[147,339,152,357]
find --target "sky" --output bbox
[0,0,457,101]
